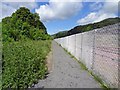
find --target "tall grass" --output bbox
[2,39,51,88]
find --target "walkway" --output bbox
[34,41,100,88]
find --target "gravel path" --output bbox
[34,41,101,88]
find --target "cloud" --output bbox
[102,0,119,14]
[83,0,119,2]
[77,0,119,25]
[1,3,16,20]
[77,12,116,25]
[2,0,38,10]
[35,0,83,22]
[0,2,2,21]
[1,0,38,21]
[90,2,103,11]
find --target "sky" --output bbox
[0,0,119,35]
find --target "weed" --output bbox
[2,39,51,88]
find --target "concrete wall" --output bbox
[55,23,119,88]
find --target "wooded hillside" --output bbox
[52,17,120,38]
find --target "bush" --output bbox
[2,39,51,88]
[2,7,48,42]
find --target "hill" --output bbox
[52,17,120,39]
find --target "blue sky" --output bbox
[43,2,92,34]
[1,0,119,35]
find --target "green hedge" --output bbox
[2,39,51,88]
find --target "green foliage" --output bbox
[2,39,51,88]
[29,28,52,40]
[52,31,68,39]
[2,7,52,89]
[2,7,49,42]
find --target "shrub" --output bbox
[2,39,51,88]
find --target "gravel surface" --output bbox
[34,41,101,88]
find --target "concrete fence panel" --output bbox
[54,23,119,88]
[68,35,76,56]
[64,37,69,50]
[75,33,82,60]
[60,38,64,47]
[92,24,119,87]
[81,30,94,70]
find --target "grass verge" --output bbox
[2,39,51,88]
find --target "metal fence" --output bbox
[55,23,119,88]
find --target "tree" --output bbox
[2,7,50,41]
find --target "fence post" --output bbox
[75,34,76,58]
[91,29,96,70]
[81,33,83,60]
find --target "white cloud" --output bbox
[1,0,38,21]
[102,1,118,14]
[0,2,2,21]
[77,12,116,25]
[83,0,119,2]
[35,0,83,22]
[90,2,103,11]
[2,0,35,2]
[77,12,97,25]
[77,0,119,25]
[1,3,16,19]
[2,0,38,10]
